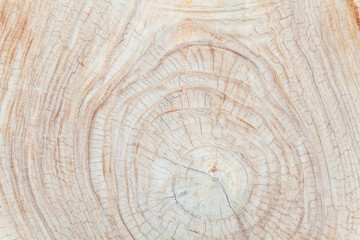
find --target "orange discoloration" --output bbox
[209,165,217,173]
[188,229,200,234]
[348,0,360,30]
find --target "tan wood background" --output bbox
[0,0,359,239]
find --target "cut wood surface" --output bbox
[0,0,360,239]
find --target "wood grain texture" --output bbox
[0,0,359,239]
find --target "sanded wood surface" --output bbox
[0,0,360,239]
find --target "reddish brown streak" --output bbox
[348,0,360,30]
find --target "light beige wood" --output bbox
[0,0,359,239]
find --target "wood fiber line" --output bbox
[0,0,359,239]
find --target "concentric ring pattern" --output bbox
[88,44,318,239]
[0,0,360,239]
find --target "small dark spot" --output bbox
[179,190,189,198]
